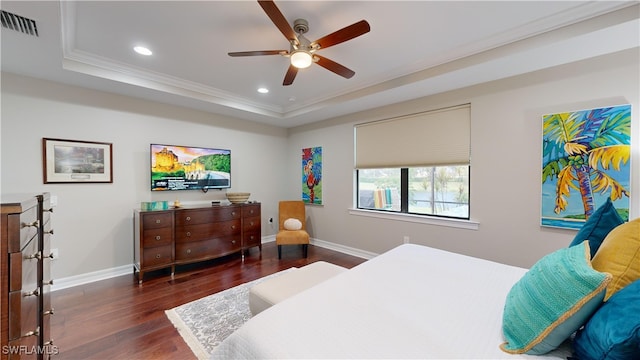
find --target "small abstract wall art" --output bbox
[302,146,322,205]
[541,104,631,229]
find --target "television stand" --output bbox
[133,202,261,283]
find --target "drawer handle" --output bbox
[45,279,54,286]
[24,327,40,337]
[45,207,54,213]
[23,220,39,228]
[26,251,42,260]
[45,229,54,235]
[46,252,55,259]
[155,254,161,259]
[155,219,161,224]
[231,240,236,245]
[186,249,191,254]
[186,216,191,221]
[231,211,236,216]
[186,232,191,237]
[231,225,236,230]
[250,209,255,214]
[250,235,255,240]
[43,308,55,316]
[250,221,254,226]
[44,339,54,346]
[24,288,39,297]
[155,235,161,240]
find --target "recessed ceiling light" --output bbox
[134,46,152,56]
[257,87,269,94]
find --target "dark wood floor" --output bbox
[51,242,366,359]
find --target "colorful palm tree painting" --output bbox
[541,104,631,229]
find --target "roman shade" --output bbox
[355,104,470,168]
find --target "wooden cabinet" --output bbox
[1,193,55,360]
[134,210,174,281]
[134,203,261,283]
[174,206,242,262]
[242,204,262,252]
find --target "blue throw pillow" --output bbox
[569,198,623,258]
[500,242,612,355]
[573,279,640,360]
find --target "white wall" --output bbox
[286,49,640,268]
[1,74,289,281]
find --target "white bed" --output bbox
[211,244,572,359]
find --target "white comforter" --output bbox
[211,244,572,359]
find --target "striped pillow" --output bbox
[500,241,612,354]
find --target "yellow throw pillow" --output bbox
[591,217,640,300]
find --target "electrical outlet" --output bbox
[403,236,410,244]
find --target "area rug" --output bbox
[165,268,295,359]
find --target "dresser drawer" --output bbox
[141,245,173,267]
[8,285,39,341]
[241,204,260,217]
[141,212,173,229]
[142,227,173,247]
[175,219,241,243]
[175,206,241,226]
[6,207,39,253]
[8,333,39,360]
[175,236,241,261]
[8,237,39,292]
[243,216,261,232]
[244,231,261,248]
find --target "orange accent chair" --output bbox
[276,201,310,259]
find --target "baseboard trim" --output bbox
[51,236,376,291]
[310,238,378,260]
[52,264,133,292]
[263,235,377,260]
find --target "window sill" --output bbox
[348,208,479,230]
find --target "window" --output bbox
[357,166,469,219]
[355,104,470,220]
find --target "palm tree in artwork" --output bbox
[542,106,630,219]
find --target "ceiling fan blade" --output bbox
[314,55,355,79]
[258,0,297,42]
[312,20,370,49]
[228,50,285,57]
[283,65,298,86]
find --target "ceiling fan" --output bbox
[228,0,370,86]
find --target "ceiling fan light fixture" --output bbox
[290,50,312,69]
[229,2,370,85]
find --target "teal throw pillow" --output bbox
[500,242,612,355]
[569,198,623,258]
[573,279,640,360]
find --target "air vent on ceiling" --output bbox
[1,10,38,36]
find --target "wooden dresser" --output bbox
[1,193,55,359]
[134,203,261,283]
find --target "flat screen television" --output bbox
[150,144,231,191]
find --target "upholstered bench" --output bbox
[249,261,347,315]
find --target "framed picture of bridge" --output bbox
[43,137,113,183]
